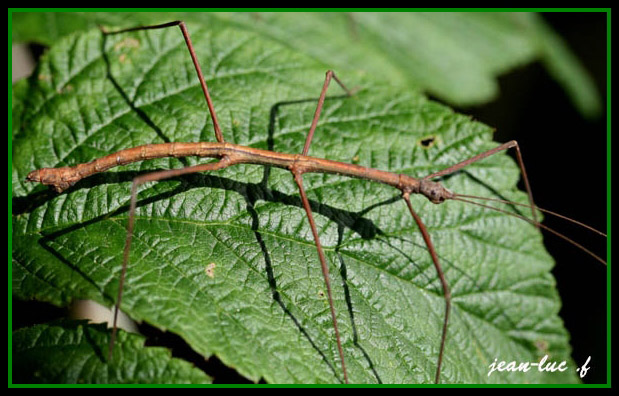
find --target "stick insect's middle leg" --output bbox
[293,171,349,384]
[293,70,357,383]
[302,70,356,156]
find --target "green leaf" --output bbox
[12,320,212,384]
[12,23,578,384]
[11,11,601,117]
[11,12,169,45]
[219,12,536,105]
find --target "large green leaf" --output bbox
[12,320,212,384]
[12,23,577,384]
[11,11,601,118]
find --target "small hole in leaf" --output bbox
[418,136,437,149]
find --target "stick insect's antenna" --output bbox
[453,194,607,237]
[451,196,607,266]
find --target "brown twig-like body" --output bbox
[26,141,451,201]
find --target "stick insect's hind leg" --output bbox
[108,157,234,360]
[402,194,451,384]
[423,140,538,223]
[302,70,357,156]
[100,21,225,143]
[292,172,349,384]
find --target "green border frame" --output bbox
[8,7,611,388]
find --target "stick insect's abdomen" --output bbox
[26,143,225,193]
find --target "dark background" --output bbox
[13,12,608,384]
[461,12,608,384]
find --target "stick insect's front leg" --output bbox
[402,194,451,384]
[423,140,537,223]
[108,156,235,359]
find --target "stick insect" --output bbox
[16,20,606,384]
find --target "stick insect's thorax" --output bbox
[216,143,453,204]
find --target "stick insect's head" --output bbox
[419,179,454,204]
